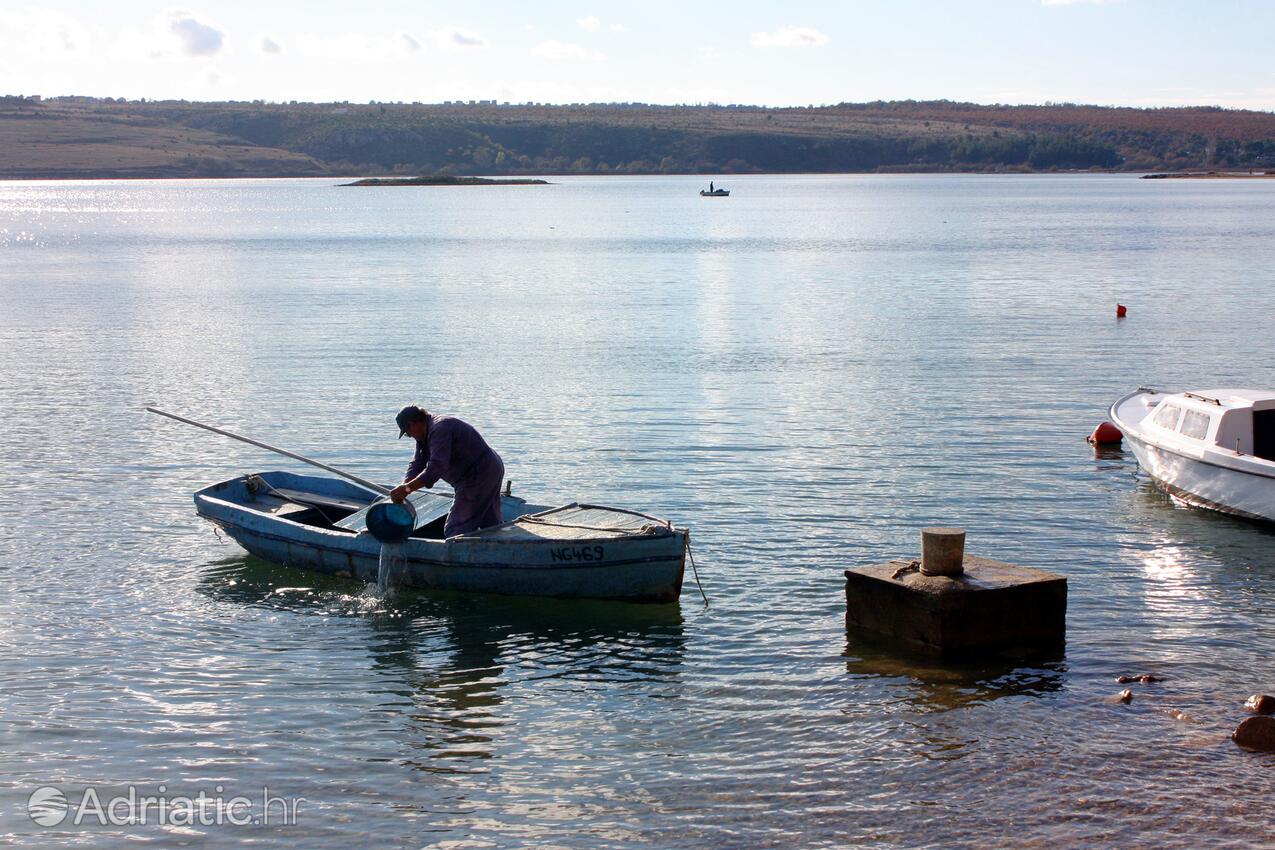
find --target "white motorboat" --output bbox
[1109,387,1275,523]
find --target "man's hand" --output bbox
[389,483,411,504]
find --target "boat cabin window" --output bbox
[1254,410,1275,461]
[1153,403,1182,431]
[1180,410,1212,441]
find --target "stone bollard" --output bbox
[845,528,1067,659]
[920,528,966,576]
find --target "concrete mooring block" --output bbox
[845,535,1066,660]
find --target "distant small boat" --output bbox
[700,187,730,197]
[194,471,689,601]
[1109,388,1275,523]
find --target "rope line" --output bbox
[686,536,708,607]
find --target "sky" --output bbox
[1,0,1274,109]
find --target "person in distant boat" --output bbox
[388,405,505,537]
[709,181,714,193]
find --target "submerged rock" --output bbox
[1116,674,1164,684]
[1244,694,1275,715]
[1232,716,1275,752]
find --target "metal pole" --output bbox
[146,407,391,495]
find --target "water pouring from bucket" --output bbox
[376,540,406,594]
[368,499,416,593]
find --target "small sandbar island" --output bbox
[340,175,550,187]
[1142,171,1275,179]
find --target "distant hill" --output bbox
[2,96,1274,179]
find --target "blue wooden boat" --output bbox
[194,471,688,602]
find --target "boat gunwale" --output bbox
[195,475,684,548]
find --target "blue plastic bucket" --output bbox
[367,500,417,543]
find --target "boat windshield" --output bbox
[1180,409,1211,440]
[1153,403,1182,431]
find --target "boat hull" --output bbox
[195,474,687,602]
[1122,432,1275,524]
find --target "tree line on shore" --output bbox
[3,97,1274,178]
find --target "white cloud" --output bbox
[1041,0,1120,4]
[430,26,487,48]
[259,35,282,55]
[609,23,625,32]
[749,26,829,48]
[532,40,604,61]
[164,8,224,57]
[0,7,90,55]
[400,32,422,52]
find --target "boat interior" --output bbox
[200,472,670,543]
[206,472,534,541]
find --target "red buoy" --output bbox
[1088,422,1123,445]
[1116,304,1127,318]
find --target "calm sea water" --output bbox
[1,174,1274,848]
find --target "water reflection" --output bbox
[840,637,1065,763]
[843,637,1065,714]
[1136,541,1199,594]
[197,555,688,773]
[1091,443,1127,464]
[1123,481,1275,588]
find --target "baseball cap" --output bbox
[395,405,427,438]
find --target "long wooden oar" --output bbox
[146,407,391,496]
